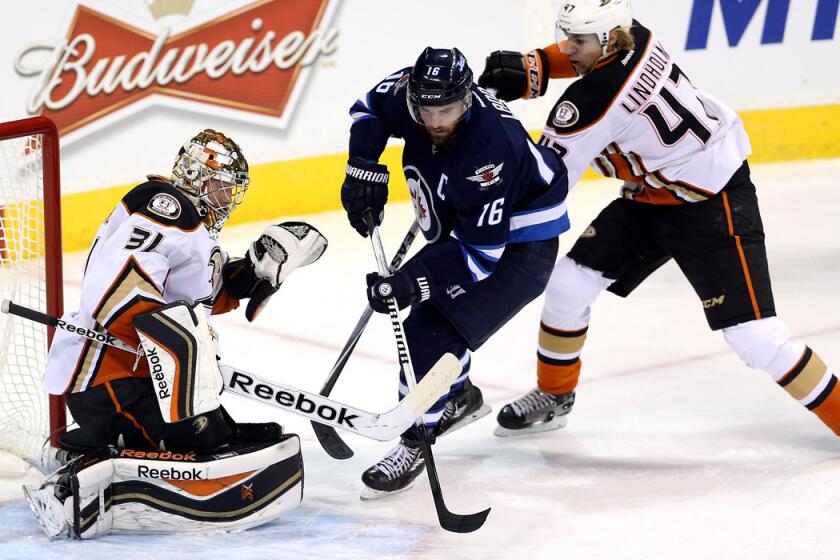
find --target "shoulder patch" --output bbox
[552,101,580,128]
[546,24,653,135]
[147,193,182,220]
[123,182,202,231]
[466,162,504,190]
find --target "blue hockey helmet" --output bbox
[407,47,473,125]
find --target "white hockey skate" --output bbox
[25,445,80,475]
[494,388,575,437]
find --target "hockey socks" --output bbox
[777,347,840,436]
[536,322,587,394]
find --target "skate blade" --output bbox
[493,414,569,438]
[440,404,492,437]
[359,479,417,501]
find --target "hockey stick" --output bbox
[312,221,421,459]
[1,299,458,442]
[366,215,491,533]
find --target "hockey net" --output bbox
[0,117,64,473]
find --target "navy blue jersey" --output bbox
[349,68,570,287]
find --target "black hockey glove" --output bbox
[341,157,389,237]
[478,50,550,102]
[221,258,276,322]
[365,262,435,314]
[478,50,529,102]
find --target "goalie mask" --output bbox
[171,129,250,237]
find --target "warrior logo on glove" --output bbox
[378,284,393,297]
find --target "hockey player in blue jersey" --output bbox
[340,47,571,498]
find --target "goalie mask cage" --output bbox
[0,116,64,463]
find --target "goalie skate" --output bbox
[360,437,425,500]
[22,480,72,539]
[494,388,575,437]
[25,446,82,475]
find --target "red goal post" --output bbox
[0,116,65,458]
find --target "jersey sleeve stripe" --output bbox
[350,93,377,121]
[526,141,556,185]
[450,231,506,263]
[351,113,378,123]
[460,245,491,282]
[509,201,570,243]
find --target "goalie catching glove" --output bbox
[222,221,328,321]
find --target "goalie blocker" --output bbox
[24,434,303,539]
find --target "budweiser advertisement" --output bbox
[13,0,340,144]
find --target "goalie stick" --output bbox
[365,214,491,533]
[312,220,420,459]
[1,299,459,442]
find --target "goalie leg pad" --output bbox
[134,301,223,424]
[25,435,304,539]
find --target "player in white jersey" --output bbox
[24,129,327,539]
[478,0,840,438]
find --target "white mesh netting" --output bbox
[0,133,51,462]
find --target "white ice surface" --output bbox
[1,159,839,559]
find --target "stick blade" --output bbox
[311,422,354,460]
[438,507,491,534]
[402,352,461,417]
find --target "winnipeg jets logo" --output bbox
[467,163,504,190]
[404,166,442,243]
[410,188,428,221]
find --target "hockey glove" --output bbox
[478,49,549,101]
[341,157,389,237]
[221,259,273,322]
[366,261,435,314]
[249,221,328,288]
[222,222,327,322]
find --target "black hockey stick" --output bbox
[366,214,490,533]
[312,221,420,459]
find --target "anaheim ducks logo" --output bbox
[192,415,209,434]
[580,225,596,238]
[553,101,579,128]
[147,193,181,219]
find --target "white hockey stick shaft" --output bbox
[1,299,458,441]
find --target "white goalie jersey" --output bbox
[43,179,228,396]
[538,22,751,204]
